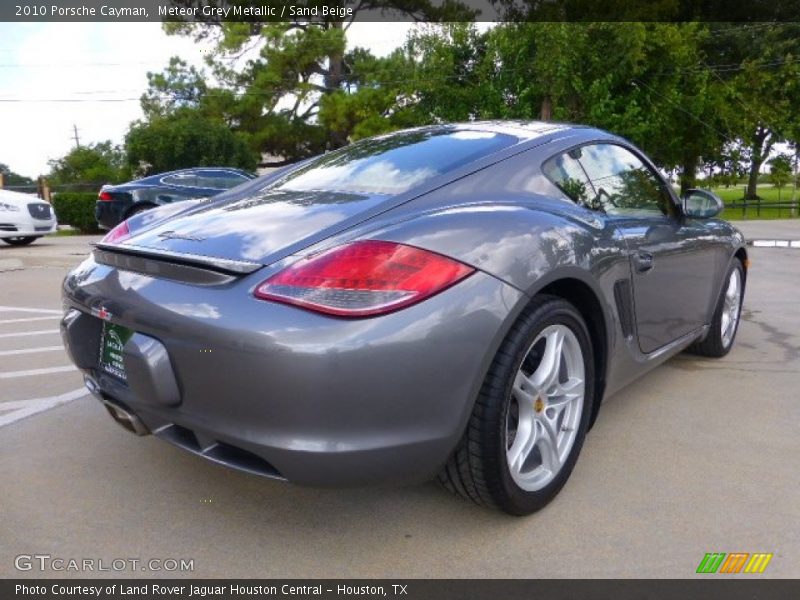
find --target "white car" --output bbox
[0,188,58,246]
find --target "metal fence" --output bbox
[0,176,100,201]
[724,199,800,218]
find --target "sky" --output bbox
[0,22,414,179]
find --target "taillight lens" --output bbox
[98,191,113,201]
[101,220,130,244]
[254,240,475,317]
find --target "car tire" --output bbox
[1,236,39,246]
[438,294,595,515]
[686,260,745,358]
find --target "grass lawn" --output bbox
[721,208,798,221]
[706,185,800,221]
[710,185,798,203]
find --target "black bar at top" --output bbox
[2,0,799,23]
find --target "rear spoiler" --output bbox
[93,242,262,275]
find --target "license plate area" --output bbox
[99,321,134,381]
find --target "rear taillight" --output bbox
[98,191,113,201]
[101,220,130,244]
[254,240,475,317]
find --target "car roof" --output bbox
[154,167,252,178]
[408,120,599,141]
[110,167,254,188]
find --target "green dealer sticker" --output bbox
[99,322,134,381]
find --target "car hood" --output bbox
[0,189,47,207]
[118,188,391,267]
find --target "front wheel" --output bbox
[438,295,595,515]
[686,261,745,358]
[1,236,39,246]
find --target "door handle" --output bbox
[633,251,654,273]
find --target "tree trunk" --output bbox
[680,154,698,195]
[325,22,347,149]
[746,127,771,200]
[745,155,762,200]
[540,95,552,121]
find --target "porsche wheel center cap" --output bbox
[534,397,545,413]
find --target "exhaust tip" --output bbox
[102,400,150,436]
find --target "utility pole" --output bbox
[792,146,798,216]
[72,124,81,149]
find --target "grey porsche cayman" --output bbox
[61,122,747,515]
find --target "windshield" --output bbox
[273,128,516,195]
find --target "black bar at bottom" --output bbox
[3,579,800,600]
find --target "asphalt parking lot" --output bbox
[1,227,798,579]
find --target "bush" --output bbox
[51,192,101,234]
[125,109,258,175]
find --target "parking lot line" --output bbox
[0,388,87,428]
[0,315,61,324]
[0,305,62,315]
[0,365,76,379]
[0,329,60,339]
[0,346,64,357]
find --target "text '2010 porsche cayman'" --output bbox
[61,122,746,515]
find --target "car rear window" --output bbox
[161,172,197,187]
[273,128,516,195]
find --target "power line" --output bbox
[0,97,141,103]
[702,60,778,135]
[0,53,797,103]
[631,78,736,145]
[705,23,784,37]
[674,56,800,74]
[0,36,798,104]
[0,60,168,68]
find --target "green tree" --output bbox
[159,1,475,162]
[140,56,208,120]
[477,23,724,191]
[316,46,420,142]
[769,154,792,199]
[401,23,492,122]
[125,108,258,175]
[47,142,129,186]
[702,24,800,199]
[0,163,34,187]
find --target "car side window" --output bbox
[162,172,198,187]
[577,144,677,218]
[195,172,249,190]
[541,150,595,207]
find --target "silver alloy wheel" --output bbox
[721,268,742,348]
[505,324,585,492]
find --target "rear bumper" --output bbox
[60,254,523,486]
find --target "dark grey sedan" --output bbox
[95,167,256,230]
[61,122,746,515]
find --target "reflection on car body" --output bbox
[95,167,256,230]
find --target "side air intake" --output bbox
[614,279,635,339]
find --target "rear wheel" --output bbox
[1,236,38,246]
[686,261,745,358]
[438,295,595,515]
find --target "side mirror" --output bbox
[682,188,724,219]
